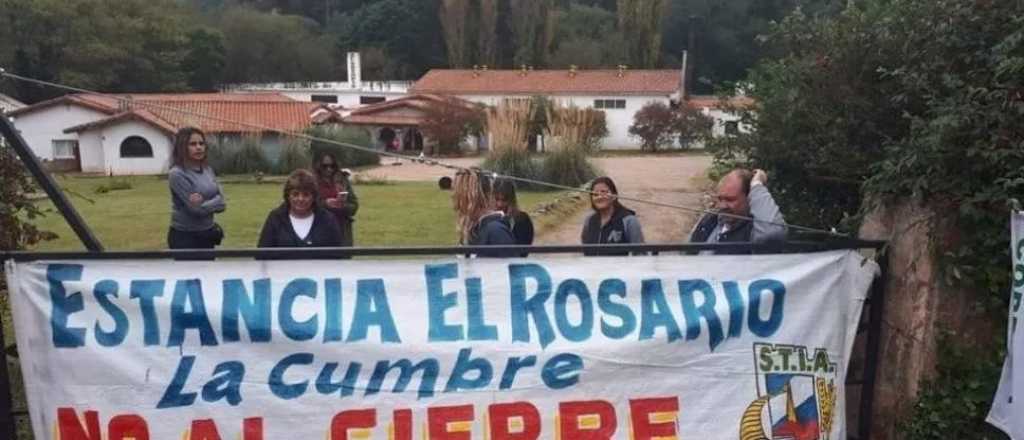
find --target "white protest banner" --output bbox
[989,211,1024,439]
[5,250,877,439]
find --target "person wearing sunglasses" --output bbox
[313,151,359,247]
[167,126,226,249]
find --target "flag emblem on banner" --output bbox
[743,343,839,440]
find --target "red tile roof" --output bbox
[10,93,320,134]
[343,94,478,126]
[411,69,682,96]
[686,95,756,110]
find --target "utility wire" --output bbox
[0,68,843,237]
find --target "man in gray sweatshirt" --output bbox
[689,169,786,253]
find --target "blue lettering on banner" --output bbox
[167,279,217,347]
[748,279,786,337]
[597,278,636,339]
[639,279,682,342]
[279,278,318,341]
[425,263,462,342]
[465,277,498,341]
[510,264,556,348]
[129,279,165,346]
[48,264,85,348]
[347,279,401,343]
[93,279,128,347]
[221,278,271,343]
[679,279,725,351]
[554,279,593,342]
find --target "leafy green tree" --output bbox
[616,0,667,68]
[329,0,446,79]
[183,28,227,91]
[217,6,335,83]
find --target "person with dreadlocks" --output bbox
[452,170,517,257]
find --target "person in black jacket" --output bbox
[493,178,534,253]
[452,170,516,257]
[581,176,645,256]
[258,169,343,249]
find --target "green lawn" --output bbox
[30,174,561,251]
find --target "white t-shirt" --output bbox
[289,214,314,240]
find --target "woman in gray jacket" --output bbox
[167,127,226,249]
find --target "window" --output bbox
[593,99,626,109]
[502,97,531,107]
[724,121,740,136]
[52,140,77,159]
[359,96,386,105]
[311,95,339,104]
[120,136,153,158]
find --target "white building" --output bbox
[0,93,25,113]
[225,52,412,109]
[410,67,687,150]
[5,93,330,174]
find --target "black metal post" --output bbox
[0,304,16,440]
[859,250,888,440]
[0,113,103,251]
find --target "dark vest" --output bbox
[689,214,758,254]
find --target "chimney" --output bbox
[347,52,362,89]
[520,64,528,76]
[472,65,480,78]
[681,50,689,99]
[617,65,628,77]
[569,65,578,77]
[118,96,133,112]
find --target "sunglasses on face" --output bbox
[189,141,206,146]
[321,163,337,169]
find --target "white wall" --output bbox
[80,121,173,175]
[11,104,108,160]
[452,93,674,150]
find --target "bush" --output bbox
[276,138,311,175]
[540,147,599,188]
[628,102,678,151]
[0,146,57,251]
[307,125,381,168]
[481,148,545,190]
[207,135,271,175]
[899,333,1008,439]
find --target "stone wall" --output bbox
[858,198,997,437]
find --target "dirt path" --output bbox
[358,157,482,181]
[535,155,712,245]
[359,153,713,245]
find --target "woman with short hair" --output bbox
[167,127,226,249]
[257,169,343,248]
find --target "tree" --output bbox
[330,0,446,79]
[438,0,471,67]
[628,102,677,151]
[219,6,335,83]
[508,0,555,67]
[420,96,484,156]
[676,105,713,149]
[548,3,625,68]
[616,0,667,68]
[0,147,57,251]
[183,28,227,91]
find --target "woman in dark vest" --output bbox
[257,169,342,248]
[580,176,645,255]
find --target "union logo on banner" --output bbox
[741,343,838,440]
